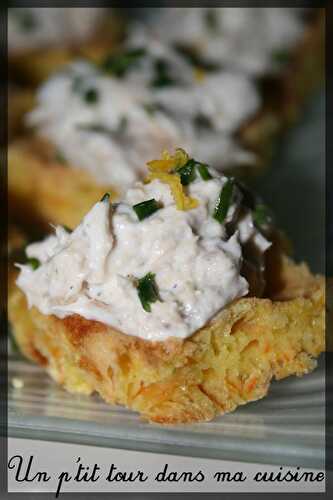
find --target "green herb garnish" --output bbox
[133,199,161,221]
[175,158,212,185]
[272,49,291,65]
[101,48,146,77]
[136,273,160,312]
[151,58,176,88]
[213,178,234,223]
[71,75,98,104]
[84,88,99,104]
[63,225,72,233]
[100,193,110,203]
[176,159,197,186]
[26,257,40,270]
[197,163,212,180]
[253,204,272,227]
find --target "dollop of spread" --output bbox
[17,152,271,342]
[26,35,260,192]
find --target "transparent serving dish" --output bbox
[8,353,325,469]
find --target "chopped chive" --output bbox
[63,225,72,233]
[136,272,160,312]
[84,88,98,104]
[101,47,146,77]
[174,158,212,185]
[197,163,212,180]
[253,204,272,227]
[176,159,197,186]
[26,257,40,270]
[272,49,290,65]
[100,193,110,203]
[213,178,234,224]
[133,199,161,221]
[151,58,176,88]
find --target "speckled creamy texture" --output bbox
[26,50,260,191]
[8,7,106,52]
[17,172,271,341]
[146,7,306,76]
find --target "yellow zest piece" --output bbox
[146,172,199,211]
[147,148,189,173]
[146,149,198,211]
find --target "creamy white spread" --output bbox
[26,45,260,191]
[145,7,307,76]
[17,170,271,341]
[8,7,107,53]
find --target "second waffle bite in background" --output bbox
[8,7,325,233]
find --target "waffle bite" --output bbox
[9,150,325,423]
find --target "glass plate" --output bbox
[7,91,325,469]
[8,353,325,469]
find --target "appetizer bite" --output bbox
[9,150,324,423]
[9,37,261,228]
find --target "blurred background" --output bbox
[8,6,325,265]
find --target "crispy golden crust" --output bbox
[8,246,325,423]
[8,137,117,231]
